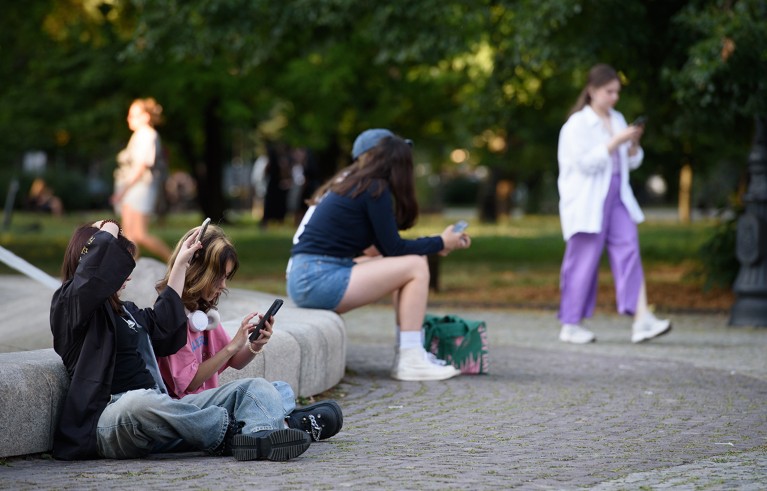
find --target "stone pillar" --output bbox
[730,116,767,327]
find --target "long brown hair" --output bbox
[60,224,136,313]
[155,224,239,313]
[568,63,620,117]
[310,136,419,230]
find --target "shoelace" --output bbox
[424,351,448,366]
[308,414,322,441]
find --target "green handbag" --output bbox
[422,314,489,374]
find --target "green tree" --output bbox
[1,0,763,222]
[123,0,487,193]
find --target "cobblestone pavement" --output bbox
[2,307,766,490]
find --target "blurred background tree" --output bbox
[0,0,763,229]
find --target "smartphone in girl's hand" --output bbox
[249,298,284,342]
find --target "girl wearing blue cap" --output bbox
[287,129,471,381]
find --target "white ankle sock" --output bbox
[399,330,422,349]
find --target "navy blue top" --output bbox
[291,181,443,258]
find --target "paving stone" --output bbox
[2,297,765,489]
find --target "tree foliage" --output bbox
[0,0,764,217]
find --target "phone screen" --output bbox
[249,298,284,342]
[453,220,469,233]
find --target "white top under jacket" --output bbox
[557,105,645,241]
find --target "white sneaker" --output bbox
[632,313,672,343]
[391,347,461,381]
[559,324,596,344]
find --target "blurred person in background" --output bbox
[112,98,172,261]
[556,63,671,345]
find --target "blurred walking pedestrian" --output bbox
[112,98,172,261]
[557,63,671,344]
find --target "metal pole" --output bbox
[730,115,767,327]
[2,178,19,231]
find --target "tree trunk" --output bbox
[678,163,692,223]
[199,97,227,222]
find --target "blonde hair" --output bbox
[132,97,163,127]
[156,224,239,312]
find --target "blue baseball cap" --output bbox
[351,128,413,160]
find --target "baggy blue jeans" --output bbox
[97,379,296,459]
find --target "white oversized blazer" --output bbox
[557,105,645,241]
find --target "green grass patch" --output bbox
[0,211,721,302]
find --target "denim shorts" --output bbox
[286,254,354,310]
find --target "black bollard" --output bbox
[730,116,767,327]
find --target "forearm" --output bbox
[129,161,150,184]
[186,346,236,392]
[228,348,252,369]
[166,262,188,297]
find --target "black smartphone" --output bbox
[453,220,469,233]
[632,116,648,126]
[248,298,284,342]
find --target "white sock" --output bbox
[399,330,422,349]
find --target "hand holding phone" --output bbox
[248,298,284,342]
[632,116,647,127]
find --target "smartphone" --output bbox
[198,217,211,242]
[194,217,211,260]
[632,116,647,126]
[453,220,469,233]
[248,298,284,342]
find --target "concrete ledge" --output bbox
[217,292,346,398]
[0,258,346,458]
[0,350,68,458]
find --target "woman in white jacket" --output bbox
[557,63,671,344]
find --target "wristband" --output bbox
[247,343,263,356]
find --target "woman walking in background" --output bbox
[557,63,671,344]
[112,98,172,261]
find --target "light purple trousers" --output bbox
[559,172,644,324]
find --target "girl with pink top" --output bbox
[156,224,342,443]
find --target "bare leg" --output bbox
[337,255,458,381]
[121,205,172,261]
[335,255,429,332]
[631,280,671,342]
[634,281,648,321]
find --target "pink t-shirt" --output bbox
[158,322,232,399]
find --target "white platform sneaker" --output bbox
[631,312,672,343]
[559,324,596,344]
[391,347,461,381]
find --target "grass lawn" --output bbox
[0,210,732,313]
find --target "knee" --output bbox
[242,378,280,399]
[407,255,430,281]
